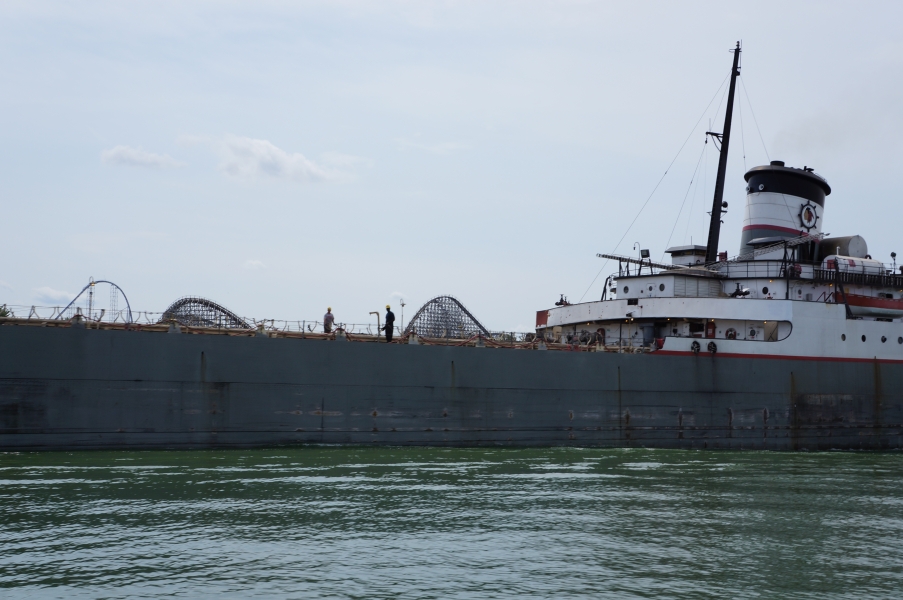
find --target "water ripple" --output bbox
[1,448,902,598]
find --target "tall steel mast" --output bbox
[704,41,741,264]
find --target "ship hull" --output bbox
[1,325,901,451]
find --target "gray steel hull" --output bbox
[1,326,901,451]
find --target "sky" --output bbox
[2,0,902,331]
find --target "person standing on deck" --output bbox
[382,305,395,342]
[323,307,335,333]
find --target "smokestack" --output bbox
[738,162,831,254]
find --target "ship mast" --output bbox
[704,41,741,264]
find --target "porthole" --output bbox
[745,185,751,192]
[841,334,846,341]
[659,284,665,291]
[623,286,629,293]
[898,337,902,344]
[862,335,867,342]
[762,286,769,294]
[882,336,887,343]
[749,329,757,338]
[648,285,653,291]
[672,328,678,335]
[758,184,765,191]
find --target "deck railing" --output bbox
[810,269,903,288]
[612,261,903,289]
[0,304,538,343]
[0,313,651,353]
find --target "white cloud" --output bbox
[34,287,74,304]
[177,135,366,182]
[218,135,337,182]
[320,151,373,168]
[395,136,469,154]
[101,145,186,168]
[69,231,169,254]
[175,134,212,147]
[388,292,409,309]
[242,259,266,270]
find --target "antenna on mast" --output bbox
[704,41,741,264]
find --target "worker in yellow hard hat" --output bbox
[381,304,395,343]
[324,307,335,334]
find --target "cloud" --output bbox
[320,151,373,168]
[34,287,75,304]
[242,259,266,270]
[176,134,212,147]
[101,145,186,168]
[68,231,169,254]
[395,136,469,154]
[388,292,409,307]
[218,136,338,182]
[177,135,366,182]
[0,280,12,291]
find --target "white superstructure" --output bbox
[536,162,903,361]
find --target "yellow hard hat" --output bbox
[386,304,391,309]
[327,307,332,311]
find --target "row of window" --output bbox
[624,284,777,295]
[840,334,903,343]
[624,284,667,293]
[622,283,898,302]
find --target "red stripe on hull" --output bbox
[654,350,903,364]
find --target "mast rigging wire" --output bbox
[708,77,731,142]
[738,86,748,173]
[683,138,706,245]
[740,76,770,161]
[738,77,798,227]
[659,141,709,262]
[577,73,731,302]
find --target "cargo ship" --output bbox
[2,43,901,451]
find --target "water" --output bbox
[1,448,902,599]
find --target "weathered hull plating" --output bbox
[1,325,901,451]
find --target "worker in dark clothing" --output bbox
[382,304,395,343]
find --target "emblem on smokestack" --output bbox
[800,201,819,230]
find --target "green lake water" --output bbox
[1,447,901,598]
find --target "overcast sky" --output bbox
[2,1,902,330]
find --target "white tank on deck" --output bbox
[818,235,868,259]
[822,255,885,275]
